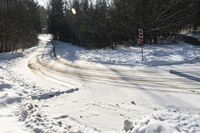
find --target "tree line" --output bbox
[0,0,199,52]
[0,0,42,53]
[48,0,200,48]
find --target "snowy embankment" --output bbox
[0,35,82,133]
[0,50,36,133]
[54,41,200,67]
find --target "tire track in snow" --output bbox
[29,53,200,95]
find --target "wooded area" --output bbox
[0,0,200,52]
[0,0,42,53]
[48,0,200,48]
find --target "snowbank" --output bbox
[54,41,200,67]
[186,33,200,41]
[129,108,200,133]
[0,52,23,61]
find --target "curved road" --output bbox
[27,43,200,132]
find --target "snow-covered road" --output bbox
[0,35,200,133]
[28,37,200,132]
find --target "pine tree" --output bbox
[0,0,41,53]
[48,0,72,41]
[47,0,200,48]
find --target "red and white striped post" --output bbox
[138,29,144,61]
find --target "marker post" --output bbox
[138,29,144,61]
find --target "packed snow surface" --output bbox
[0,34,200,133]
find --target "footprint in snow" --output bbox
[0,93,8,99]
[0,83,12,91]
[54,115,69,120]
[131,101,136,105]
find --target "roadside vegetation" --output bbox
[48,0,200,48]
[0,0,44,53]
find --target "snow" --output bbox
[124,119,134,131]
[186,33,200,41]
[0,63,31,133]
[0,52,23,61]
[130,108,200,133]
[0,34,200,133]
[54,41,200,67]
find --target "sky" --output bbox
[37,0,99,8]
[37,0,49,7]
